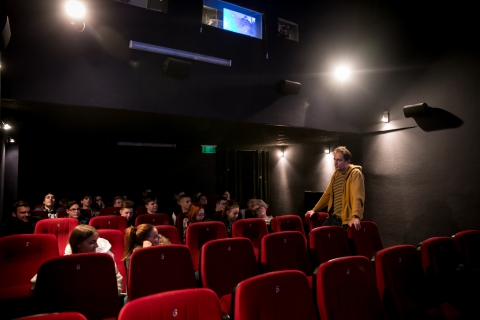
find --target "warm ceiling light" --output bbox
[2,122,11,130]
[334,66,351,82]
[65,1,85,19]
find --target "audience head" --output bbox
[222,191,231,200]
[11,201,31,223]
[179,194,192,213]
[186,205,205,222]
[215,196,228,212]
[67,201,81,219]
[144,197,158,214]
[80,194,93,208]
[113,196,123,208]
[95,195,105,209]
[69,225,99,254]
[333,146,352,161]
[58,198,69,209]
[247,197,257,210]
[222,200,239,221]
[142,188,152,198]
[43,193,56,209]
[198,195,208,206]
[120,200,134,221]
[123,224,170,259]
[174,190,185,202]
[252,199,268,218]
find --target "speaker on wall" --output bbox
[276,80,301,95]
[0,14,11,52]
[403,102,429,118]
[162,57,191,78]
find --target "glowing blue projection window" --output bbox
[202,0,263,39]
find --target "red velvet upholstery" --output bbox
[18,312,87,320]
[201,238,260,315]
[375,244,458,320]
[119,288,223,320]
[135,206,148,217]
[231,218,268,261]
[155,225,181,244]
[89,215,128,233]
[347,220,384,259]
[127,245,196,301]
[452,229,480,270]
[316,256,387,320]
[0,234,58,300]
[98,207,121,216]
[186,221,227,271]
[261,231,312,284]
[304,211,329,233]
[34,218,79,255]
[135,213,171,227]
[174,212,187,244]
[233,270,317,320]
[270,214,306,242]
[309,226,351,269]
[97,229,126,293]
[35,253,120,320]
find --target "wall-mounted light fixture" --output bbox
[382,111,389,123]
[65,1,86,32]
[6,136,14,143]
[403,102,429,118]
[278,146,286,158]
[325,142,330,154]
[2,122,11,130]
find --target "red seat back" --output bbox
[89,215,128,233]
[0,234,59,300]
[98,207,121,216]
[233,270,317,320]
[135,213,170,227]
[34,218,79,255]
[119,288,223,320]
[348,220,384,259]
[316,256,387,320]
[231,218,268,261]
[97,229,126,293]
[271,214,306,243]
[186,221,228,271]
[309,226,351,269]
[452,229,480,270]
[304,211,329,233]
[155,225,181,244]
[17,312,87,320]
[127,245,196,301]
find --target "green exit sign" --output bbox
[202,145,217,154]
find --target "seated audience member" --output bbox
[171,194,191,225]
[144,197,158,214]
[169,190,185,217]
[208,196,227,221]
[192,191,202,203]
[197,194,208,207]
[222,190,231,201]
[35,193,61,218]
[120,200,135,227]
[252,199,273,232]
[122,224,171,273]
[113,196,123,208]
[81,194,99,217]
[31,225,123,296]
[240,197,257,219]
[221,200,240,237]
[95,195,105,210]
[0,201,39,237]
[58,198,69,211]
[182,205,206,243]
[67,201,90,225]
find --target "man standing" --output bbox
[1,201,39,237]
[305,146,364,230]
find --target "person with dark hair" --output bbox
[113,196,124,208]
[0,201,39,237]
[34,193,62,218]
[80,193,98,217]
[222,190,231,201]
[120,200,135,227]
[95,195,105,210]
[240,197,256,219]
[305,146,364,231]
[208,196,227,221]
[66,201,90,225]
[221,200,240,237]
[144,197,158,215]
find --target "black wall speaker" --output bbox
[162,57,191,78]
[276,80,301,95]
[403,102,429,118]
[0,14,11,52]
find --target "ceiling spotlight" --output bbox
[334,66,351,82]
[65,1,85,19]
[2,122,11,130]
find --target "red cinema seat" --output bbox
[17,312,87,320]
[135,213,170,227]
[119,288,223,320]
[233,270,317,320]
[89,215,128,233]
[231,218,268,261]
[34,218,79,255]
[174,212,187,244]
[315,256,387,320]
[0,234,59,301]
[155,225,181,244]
[304,211,329,233]
[201,238,260,315]
[309,226,351,269]
[261,231,312,285]
[35,253,120,320]
[186,221,227,271]
[452,229,480,271]
[97,229,126,293]
[271,214,307,242]
[98,207,121,216]
[348,220,384,259]
[127,245,196,302]
[134,206,147,217]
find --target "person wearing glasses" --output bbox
[208,196,227,221]
[95,195,105,210]
[252,199,273,232]
[66,201,90,225]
